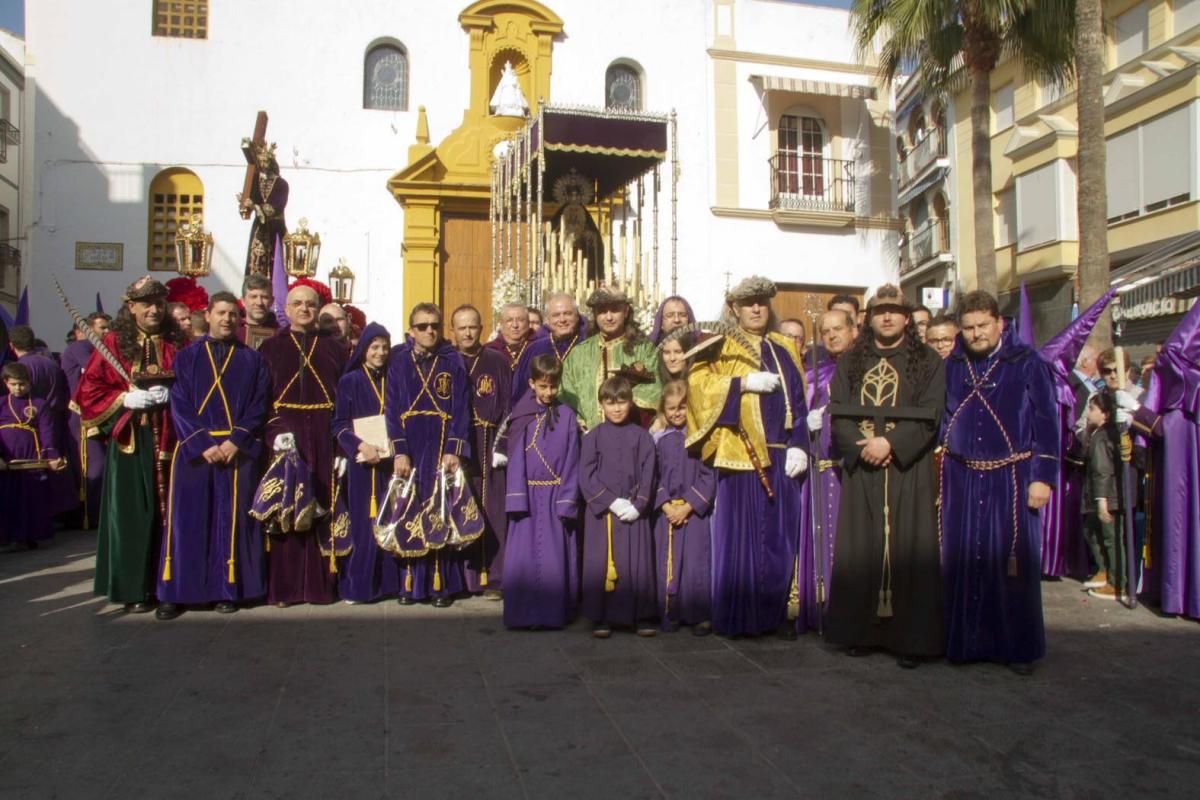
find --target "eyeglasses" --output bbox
[927,337,955,346]
[1100,367,1118,376]
[412,322,440,332]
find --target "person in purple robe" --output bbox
[331,322,401,603]
[512,293,587,404]
[386,303,471,607]
[485,302,533,374]
[649,295,696,345]
[1038,291,1115,579]
[1131,294,1200,620]
[0,363,66,549]
[62,313,111,528]
[795,308,854,634]
[941,291,1058,675]
[502,353,580,629]
[448,305,511,597]
[653,379,715,634]
[257,285,347,606]
[686,277,810,638]
[155,292,271,619]
[579,376,658,637]
[9,324,76,519]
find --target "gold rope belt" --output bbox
[817,459,836,473]
[274,401,333,411]
[949,450,1032,471]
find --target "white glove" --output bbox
[806,406,825,432]
[743,371,781,394]
[1114,389,1140,412]
[785,447,809,478]
[122,389,155,410]
[334,456,347,479]
[492,450,509,469]
[273,433,296,452]
[609,498,638,522]
[1116,407,1132,427]
[617,503,640,523]
[147,385,170,405]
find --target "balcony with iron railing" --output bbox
[900,219,951,277]
[768,154,856,217]
[898,130,947,188]
[0,119,20,164]
[0,243,21,269]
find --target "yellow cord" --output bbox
[605,512,618,592]
[227,465,238,584]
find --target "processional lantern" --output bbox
[329,257,356,303]
[174,214,214,278]
[283,217,321,278]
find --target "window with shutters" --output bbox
[364,42,409,111]
[152,0,208,39]
[1016,160,1077,251]
[147,168,204,272]
[1106,127,1142,223]
[1114,3,1150,66]
[1141,105,1193,213]
[995,189,1017,248]
[993,83,1014,132]
[1176,0,1200,34]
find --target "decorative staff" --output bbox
[1115,346,1138,609]
[802,297,827,631]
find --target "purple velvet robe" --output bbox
[653,426,715,627]
[579,420,657,626]
[157,337,270,604]
[259,328,346,604]
[19,352,76,517]
[332,323,401,602]
[512,319,587,404]
[796,357,839,634]
[941,330,1059,664]
[460,347,511,592]
[62,340,107,527]
[503,396,580,628]
[710,338,809,637]
[0,395,59,545]
[484,332,532,376]
[384,339,470,600]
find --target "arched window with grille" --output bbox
[605,62,643,111]
[147,168,204,272]
[152,0,208,39]
[364,41,409,111]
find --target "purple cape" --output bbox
[503,395,580,628]
[0,396,58,544]
[460,347,512,592]
[19,352,75,516]
[653,426,714,627]
[62,340,106,526]
[649,296,697,345]
[941,328,1059,663]
[512,317,588,404]
[159,337,270,603]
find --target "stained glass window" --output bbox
[605,64,642,111]
[365,44,409,111]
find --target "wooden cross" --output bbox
[238,111,269,220]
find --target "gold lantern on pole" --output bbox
[329,257,356,304]
[283,217,321,278]
[174,214,214,277]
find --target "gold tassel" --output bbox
[264,534,271,552]
[479,538,488,586]
[161,556,172,582]
[227,558,236,584]
[877,589,893,618]
[604,513,617,592]
[664,523,675,618]
[433,558,442,592]
[480,568,489,587]
[370,486,377,519]
[404,568,413,593]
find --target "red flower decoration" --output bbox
[288,277,333,307]
[344,303,367,338]
[165,276,210,311]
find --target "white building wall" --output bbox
[23,0,893,335]
[0,31,21,314]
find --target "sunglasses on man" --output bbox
[412,322,440,332]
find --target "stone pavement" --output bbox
[1,531,1198,800]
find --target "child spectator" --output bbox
[1081,391,1125,601]
[0,363,66,550]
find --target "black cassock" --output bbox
[825,341,945,657]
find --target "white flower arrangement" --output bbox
[491,269,524,320]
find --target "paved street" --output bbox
[1,530,1198,799]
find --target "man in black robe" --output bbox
[825,284,945,668]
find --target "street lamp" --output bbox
[283,217,321,278]
[174,214,214,278]
[329,258,356,304]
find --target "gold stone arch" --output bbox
[389,0,563,318]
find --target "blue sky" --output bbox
[0,0,21,36]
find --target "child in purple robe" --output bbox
[0,363,66,548]
[653,380,715,634]
[579,376,658,637]
[502,354,580,629]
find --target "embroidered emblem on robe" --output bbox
[435,372,453,400]
[476,374,495,398]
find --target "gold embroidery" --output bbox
[858,357,898,436]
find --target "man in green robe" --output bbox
[560,286,660,429]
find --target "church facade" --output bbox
[18,0,898,332]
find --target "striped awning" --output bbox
[1111,232,1200,310]
[751,74,877,101]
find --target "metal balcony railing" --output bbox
[900,219,950,276]
[768,154,856,214]
[0,243,21,269]
[0,120,16,164]
[898,131,947,187]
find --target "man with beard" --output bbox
[794,308,855,633]
[76,276,183,613]
[484,303,533,374]
[236,274,278,348]
[387,303,470,607]
[940,291,1057,675]
[562,286,660,429]
[512,292,587,404]
[257,285,346,606]
[450,304,511,598]
[155,292,271,619]
[826,285,944,667]
[686,276,809,637]
[62,312,111,528]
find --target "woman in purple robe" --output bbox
[502,354,580,629]
[0,363,63,547]
[332,322,401,603]
[578,376,658,637]
[653,380,715,633]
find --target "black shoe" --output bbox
[777,624,798,641]
[692,621,713,637]
[397,596,416,606]
[432,597,453,609]
[897,655,920,670]
[127,601,154,614]
[155,603,181,621]
[845,646,869,658]
[1009,662,1034,677]
[214,601,237,614]
[24,541,39,550]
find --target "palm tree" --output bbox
[850,0,1076,296]
[1074,0,1111,347]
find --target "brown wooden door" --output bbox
[773,283,864,325]
[440,215,494,331]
